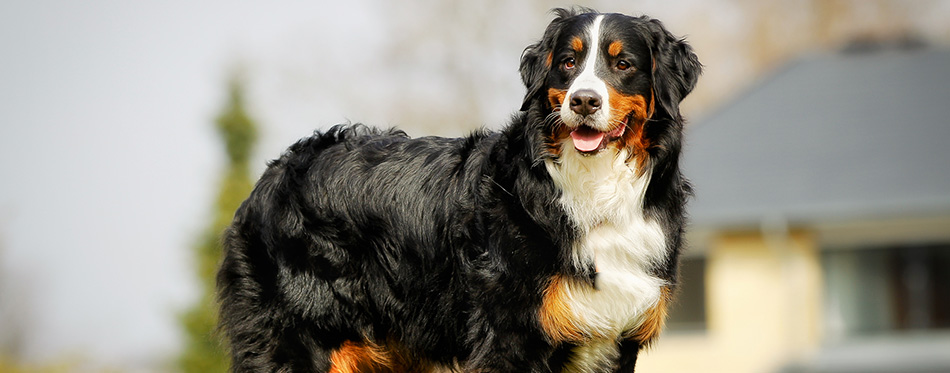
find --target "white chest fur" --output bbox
[545,148,668,371]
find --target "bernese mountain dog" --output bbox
[218,8,701,372]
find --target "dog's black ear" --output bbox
[519,42,548,111]
[643,18,702,120]
[520,9,575,111]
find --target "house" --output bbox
[638,43,950,373]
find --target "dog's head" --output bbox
[520,9,701,158]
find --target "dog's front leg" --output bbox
[461,299,557,373]
[614,339,641,372]
[464,328,555,373]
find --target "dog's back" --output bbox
[219,125,503,370]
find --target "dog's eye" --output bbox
[616,60,632,71]
[562,57,576,70]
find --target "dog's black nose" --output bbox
[569,89,602,116]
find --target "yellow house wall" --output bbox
[637,230,823,373]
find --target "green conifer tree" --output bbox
[180,77,258,372]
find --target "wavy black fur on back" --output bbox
[218,8,699,372]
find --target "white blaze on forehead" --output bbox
[560,15,611,131]
[575,15,605,90]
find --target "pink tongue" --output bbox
[570,127,606,152]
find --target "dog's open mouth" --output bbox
[569,119,627,154]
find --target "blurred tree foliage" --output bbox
[179,77,258,372]
[0,359,78,373]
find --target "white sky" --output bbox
[0,0,383,367]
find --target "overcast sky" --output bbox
[0,0,387,366]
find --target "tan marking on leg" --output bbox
[539,275,588,343]
[328,340,393,373]
[626,286,671,347]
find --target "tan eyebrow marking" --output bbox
[571,36,584,52]
[608,40,623,57]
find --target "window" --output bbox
[822,244,950,339]
[667,256,707,332]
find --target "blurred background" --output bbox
[1,0,948,372]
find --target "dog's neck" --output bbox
[546,148,649,226]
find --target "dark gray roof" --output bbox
[683,47,950,228]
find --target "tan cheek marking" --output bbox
[547,87,566,111]
[606,87,652,170]
[571,36,584,52]
[546,127,572,157]
[626,286,671,347]
[539,275,588,343]
[545,51,553,67]
[608,40,623,57]
[607,87,649,125]
[545,88,571,156]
